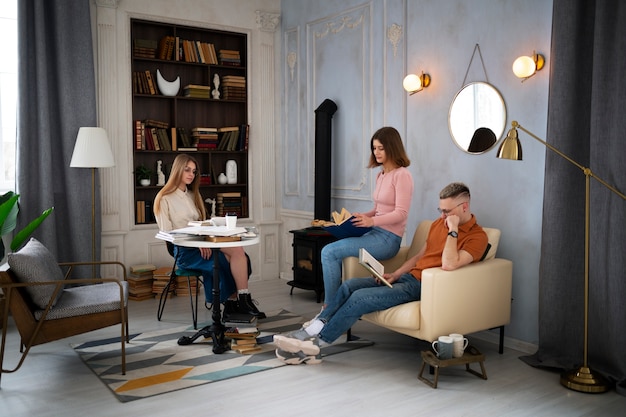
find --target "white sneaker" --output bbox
[273,330,321,356]
[275,348,322,365]
[302,306,324,329]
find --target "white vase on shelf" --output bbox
[217,173,228,184]
[156,69,180,96]
[226,160,237,184]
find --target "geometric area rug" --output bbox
[71,309,373,402]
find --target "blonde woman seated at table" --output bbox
[154,154,265,319]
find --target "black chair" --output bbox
[157,242,205,329]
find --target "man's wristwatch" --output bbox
[448,231,458,238]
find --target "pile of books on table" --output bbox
[224,314,261,354]
[128,264,157,301]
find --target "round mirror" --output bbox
[448,82,506,154]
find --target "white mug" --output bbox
[449,333,469,358]
[225,214,237,229]
[432,335,454,360]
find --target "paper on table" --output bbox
[170,225,248,237]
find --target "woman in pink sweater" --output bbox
[320,126,414,307]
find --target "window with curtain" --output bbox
[0,0,17,193]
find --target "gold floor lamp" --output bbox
[69,127,115,276]
[497,121,626,393]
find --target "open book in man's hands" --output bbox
[358,248,393,288]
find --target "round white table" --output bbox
[174,236,259,353]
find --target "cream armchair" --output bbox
[342,220,512,353]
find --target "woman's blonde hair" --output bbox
[153,154,206,219]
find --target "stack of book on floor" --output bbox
[152,266,174,298]
[128,264,157,301]
[224,314,261,354]
[174,274,200,296]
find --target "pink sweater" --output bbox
[361,166,413,237]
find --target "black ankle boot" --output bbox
[238,293,266,319]
[223,299,239,319]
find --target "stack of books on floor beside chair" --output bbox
[152,266,173,298]
[224,314,260,354]
[128,264,157,301]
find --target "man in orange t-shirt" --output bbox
[274,182,488,364]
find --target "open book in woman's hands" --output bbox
[316,208,372,239]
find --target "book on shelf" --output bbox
[183,84,211,98]
[170,127,177,151]
[238,124,249,151]
[144,119,169,129]
[176,127,192,148]
[133,39,157,58]
[136,200,145,223]
[157,35,175,60]
[144,70,157,95]
[358,248,393,288]
[134,120,144,150]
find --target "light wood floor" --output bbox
[2,278,625,417]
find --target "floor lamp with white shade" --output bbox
[69,127,115,276]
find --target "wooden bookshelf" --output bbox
[131,19,249,224]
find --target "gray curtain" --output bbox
[16,0,97,269]
[521,0,626,395]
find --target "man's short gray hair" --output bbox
[440,182,470,200]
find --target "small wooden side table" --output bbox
[418,345,488,388]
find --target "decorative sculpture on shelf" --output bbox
[156,160,165,186]
[205,197,216,218]
[212,74,220,99]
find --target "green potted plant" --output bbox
[134,164,153,186]
[0,191,54,260]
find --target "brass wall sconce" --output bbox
[512,51,545,81]
[403,71,431,95]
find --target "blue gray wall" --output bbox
[280,0,553,346]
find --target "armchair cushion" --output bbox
[7,238,65,309]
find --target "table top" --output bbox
[175,236,259,249]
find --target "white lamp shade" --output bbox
[403,74,422,92]
[512,55,536,78]
[70,127,115,168]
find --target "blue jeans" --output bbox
[173,246,236,303]
[321,227,401,304]
[317,274,421,343]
